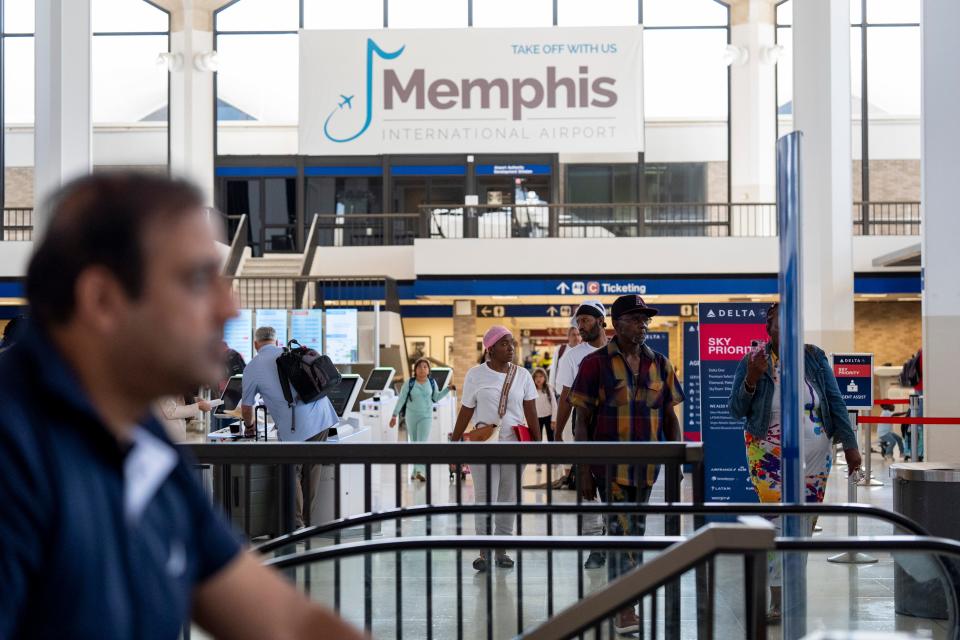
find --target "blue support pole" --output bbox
[776,131,807,638]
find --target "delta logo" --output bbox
[323,38,620,143]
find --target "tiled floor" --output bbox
[193,452,956,639]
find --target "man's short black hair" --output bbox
[26,172,204,328]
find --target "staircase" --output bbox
[240,254,305,277]
[234,253,307,309]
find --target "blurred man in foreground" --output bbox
[0,173,364,639]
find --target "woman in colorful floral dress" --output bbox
[730,304,862,622]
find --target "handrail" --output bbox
[183,441,704,465]
[300,213,319,277]
[222,212,248,276]
[254,501,932,554]
[521,518,776,640]
[261,531,960,639]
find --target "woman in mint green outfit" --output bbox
[390,358,450,481]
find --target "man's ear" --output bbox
[73,266,130,335]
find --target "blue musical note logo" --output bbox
[323,38,405,143]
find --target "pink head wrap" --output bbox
[482,325,513,350]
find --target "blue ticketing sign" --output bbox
[832,353,874,410]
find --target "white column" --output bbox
[921,0,960,461]
[729,0,777,205]
[33,0,92,231]
[167,5,219,206]
[793,0,855,354]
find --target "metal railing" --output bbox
[2,207,33,241]
[296,202,922,247]
[521,517,776,640]
[854,201,921,236]
[221,213,249,276]
[186,441,704,639]
[225,275,399,310]
[312,213,422,247]
[422,202,779,240]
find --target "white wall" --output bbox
[1,235,916,280]
[5,118,923,167]
[311,246,416,280]
[0,242,34,278]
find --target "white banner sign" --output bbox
[299,27,644,155]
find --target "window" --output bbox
[303,0,382,29]
[643,28,728,120]
[643,0,727,27]
[90,0,169,166]
[216,33,299,153]
[557,0,637,26]
[645,163,706,203]
[389,0,467,28]
[472,0,553,27]
[567,165,638,203]
[93,0,167,32]
[216,0,300,32]
[3,0,34,32]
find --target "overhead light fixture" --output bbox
[897,297,921,302]
[859,294,887,299]
[491,295,518,300]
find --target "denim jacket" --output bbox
[728,344,858,451]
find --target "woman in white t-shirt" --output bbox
[451,325,540,572]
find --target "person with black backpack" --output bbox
[389,358,450,481]
[241,326,339,528]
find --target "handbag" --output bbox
[512,425,533,441]
[463,363,518,442]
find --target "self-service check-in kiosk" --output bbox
[425,367,456,503]
[359,367,398,442]
[315,374,378,529]
[428,367,456,442]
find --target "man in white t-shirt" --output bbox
[548,323,581,392]
[553,300,609,569]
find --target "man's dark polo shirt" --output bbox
[0,327,241,639]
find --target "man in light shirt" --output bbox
[553,300,609,569]
[241,326,339,528]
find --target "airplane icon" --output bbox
[338,94,354,109]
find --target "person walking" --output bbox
[553,300,610,567]
[391,357,450,481]
[451,325,540,572]
[570,295,685,635]
[532,367,557,445]
[729,302,862,623]
[548,323,581,392]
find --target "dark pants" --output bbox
[596,480,653,582]
[539,416,554,442]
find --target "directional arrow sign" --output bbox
[480,306,492,317]
[556,282,570,295]
[546,306,558,316]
